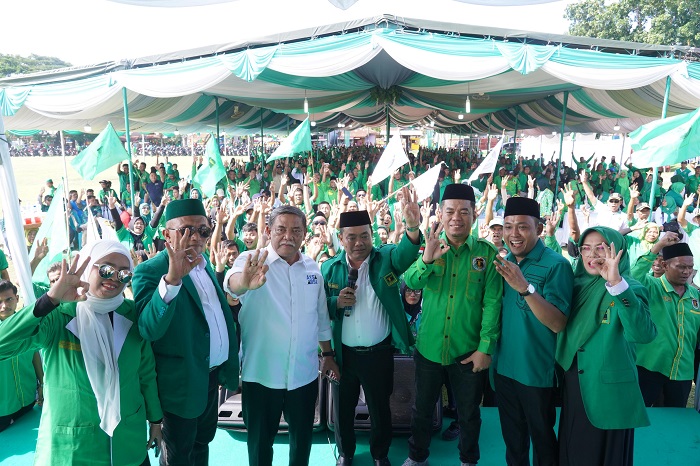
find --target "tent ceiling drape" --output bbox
[2,15,700,137]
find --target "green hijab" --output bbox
[556,226,636,370]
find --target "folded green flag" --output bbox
[193,135,227,197]
[629,107,700,168]
[267,118,312,163]
[71,122,129,180]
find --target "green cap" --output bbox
[165,199,207,222]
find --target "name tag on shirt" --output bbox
[307,274,318,285]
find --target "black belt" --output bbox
[344,335,392,354]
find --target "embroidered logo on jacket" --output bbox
[307,274,318,285]
[384,272,398,287]
[472,257,486,271]
[59,340,82,351]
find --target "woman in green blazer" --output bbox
[556,226,657,466]
[0,240,163,466]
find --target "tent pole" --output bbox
[260,109,265,172]
[386,105,390,144]
[487,114,492,157]
[215,97,220,145]
[649,76,672,212]
[513,107,519,154]
[59,130,73,257]
[554,91,569,212]
[122,88,136,217]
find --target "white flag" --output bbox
[85,208,100,247]
[370,135,410,185]
[410,163,444,202]
[468,137,504,182]
[97,217,119,242]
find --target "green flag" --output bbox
[30,184,69,285]
[70,122,129,180]
[629,107,700,168]
[193,135,227,197]
[267,118,312,163]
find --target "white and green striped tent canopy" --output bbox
[1,15,699,136]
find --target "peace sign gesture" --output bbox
[590,242,623,286]
[46,255,91,305]
[422,222,448,264]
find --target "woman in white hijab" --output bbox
[0,240,162,465]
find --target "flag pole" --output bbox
[59,131,74,260]
[123,88,136,215]
[648,76,672,212]
[554,91,569,212]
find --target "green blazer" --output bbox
[133,250,239,419]
[0,300,162,466]
[563,285,656,430]
[320,232,422,367]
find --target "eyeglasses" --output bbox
[405,289,422,296]
[167,226,212,238]
[608,199,621,203]
[312,220,327,226]
[579,244,607,256]
[94,264,133,284]
[356,193,366,198]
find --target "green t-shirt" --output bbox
[495,241,574,387]
[0,249,7,272]
[404,234,503,364]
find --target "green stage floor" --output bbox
[2,407,699,465]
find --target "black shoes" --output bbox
[441,420,460,441]
[337,456,353,466]
[374,458,391,466]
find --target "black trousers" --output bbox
[559,360,634,466]
[242,379,318,466]
[408,350,485,464]
[333,341,394,460]
[494,373,558,466]
[160,369,220,466]
[637,366,692,408]
[0,403,34,433]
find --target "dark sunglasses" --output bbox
[313,220,327,226]
[167,226,212,238]
[95,264,133,284]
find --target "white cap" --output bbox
[488,217,504,228]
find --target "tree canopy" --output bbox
[565,0,700,48]
[0,53,72,77]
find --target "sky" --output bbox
[2,0,579,66]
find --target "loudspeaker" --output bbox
[326,354,442,433]
[217,371,326,432]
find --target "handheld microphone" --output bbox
[344,268,359,317]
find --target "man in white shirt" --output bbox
[226,205,338,466]
[579,172,628,230]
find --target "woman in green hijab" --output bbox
[556,226,657,466]
[626,222,661,266]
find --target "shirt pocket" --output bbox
[466,270,485,300]
[426,263,445,293]
[516,270,547,310]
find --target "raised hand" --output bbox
[145,243,157,260]
[164,229,202,285]
[629,183,640,199]
[422,222,448,264]
[34,237,49,261]
[561,182,576,208]
[107,196,118,210]
[487,183,498,201]
[528,175,535,190]
[401,186,421,230]
[682,193,695,208]
[545,210,561,236]
[494,255,529,294]
[239,249,270,291]
[216,204,228,224]
[46,256,91,305]
[591,242,623,286]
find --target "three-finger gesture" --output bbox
[422,222,448,264]
[493,256,529,294]
[46,256,91,305]
[401,186,420,230]
[591,242,623,285]
[164,230,202,285]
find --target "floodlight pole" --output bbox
[554,91,569,212]
[648,76,672,212]
[122,88,136,216]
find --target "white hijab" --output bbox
[75,240,133,437]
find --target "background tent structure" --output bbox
[1,15,700,138]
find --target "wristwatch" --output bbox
[519,283,535,297]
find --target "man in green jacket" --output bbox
[402,184,503,466]
[133,199,240,466]
[322,188,422,466]
[631,235,700,407]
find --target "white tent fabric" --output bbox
[2,16,700,137]
[106,0,562,8]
